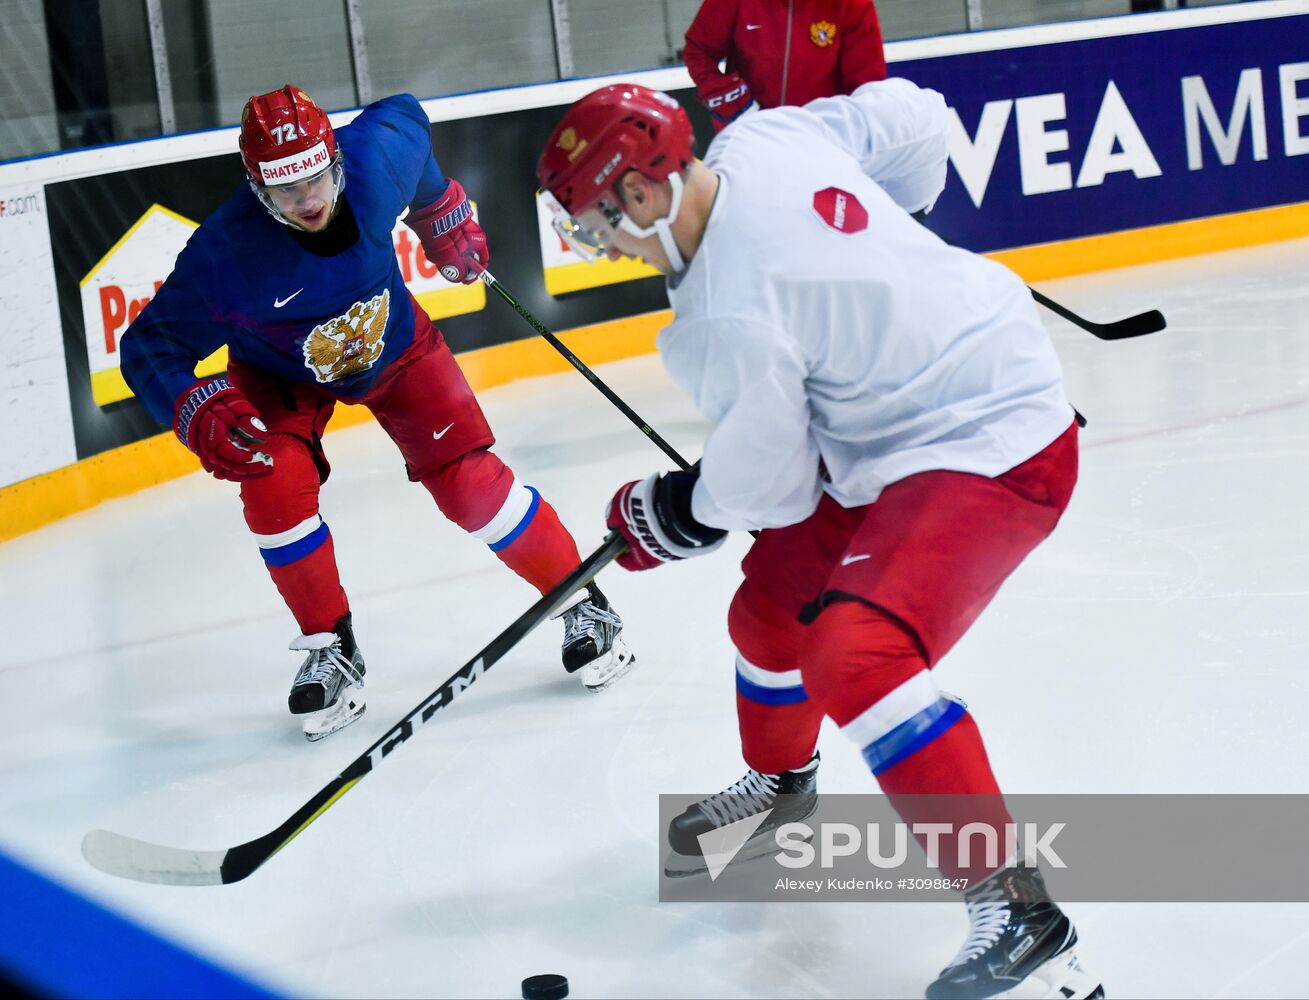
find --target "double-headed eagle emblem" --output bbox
[302,289,389,383]
[810,20,837,47]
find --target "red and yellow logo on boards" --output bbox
[80,204,486,407]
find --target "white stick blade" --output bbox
[81,829,226,886]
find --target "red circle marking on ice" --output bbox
[812,186,868,235]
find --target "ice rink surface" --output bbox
[2,238,1308,998]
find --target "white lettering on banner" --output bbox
[947,58,1306,208]
[1281,62,1309,156]
[1015,93,1072,195]
[1182,68,1268,169]
[948,100,1013,208]
[1076,80,1162,188]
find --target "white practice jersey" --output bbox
[659,78,1075,532]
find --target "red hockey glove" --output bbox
[404,178,488,284]
[174,377,273,482]
[701,73,757,132]
[605,470,727,572]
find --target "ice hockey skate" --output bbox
[664,753,820,878]
[925,863,1103,999]
[288,612,366,742]
[553,583,634,692]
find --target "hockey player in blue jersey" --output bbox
[120,85,633,741]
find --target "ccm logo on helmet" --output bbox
[593,151,624,188]
[812,186,868,235]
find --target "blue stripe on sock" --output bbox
[736,672,809,705]
[260,521,330,567]
[862,698,966,776]
[488,486,540,552]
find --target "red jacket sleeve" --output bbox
[684,0,740,93]
[839,0,888,90]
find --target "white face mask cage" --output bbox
[252,153,346,230]
[543,170,689,273]
[542,189,622,263]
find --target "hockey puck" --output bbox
[521,973,569,1000]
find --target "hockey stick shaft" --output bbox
[1028,287,1166,340]
[480,270,692,472]
[925,224,1165,339]
[81,532,628,886]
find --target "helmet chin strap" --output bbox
[618,172,687,273]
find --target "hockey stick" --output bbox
[1028,287,1166,340]
[479,270,692,472]
[925,225,1166,340]
[81,532,627,886]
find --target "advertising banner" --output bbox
[25,6,1309,469]
[905,13,1309,251]
[79,203,486,408]
[0,184,74,487]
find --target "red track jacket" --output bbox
[684,0,887,111]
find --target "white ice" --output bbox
[2,238,1308,999]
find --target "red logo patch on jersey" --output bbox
[812,187,868,235]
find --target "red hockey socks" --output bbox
[801,600,1011,883]
[241,439,348,636]
[728,581,824,773]
[421,448,581,595]
[257,522,349,635]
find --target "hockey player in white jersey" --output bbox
[537,82,1103,999]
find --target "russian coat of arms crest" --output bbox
[302,289,390,383]
[810,20,838,46]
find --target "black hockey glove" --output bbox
[606,468,727,571]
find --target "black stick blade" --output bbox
[1029,287,1167,340]
[1097,308,1167,340]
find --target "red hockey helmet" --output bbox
[538,84,693,215]
[239,85,337,188]
[537,84,695,262]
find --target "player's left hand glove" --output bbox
[605,470,727,571]
[405,178,488,284]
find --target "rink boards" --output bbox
[1,0,1307,533]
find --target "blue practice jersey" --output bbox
[120,94,448,427]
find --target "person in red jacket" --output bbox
[684,0,887,130]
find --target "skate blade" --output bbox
[995,948,1103,1000]
[580,638,636,693]
[302,688,366,742]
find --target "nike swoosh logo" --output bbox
[841,553,871,566]
[273,289,303,308]
[746,23,760,29]
[432,422,454,440]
